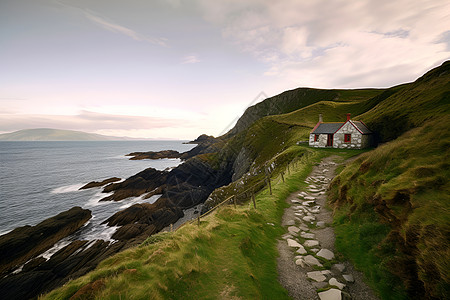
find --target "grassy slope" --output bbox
[327,61,450,299]
[43,62,449,299]
[43,148,327,300]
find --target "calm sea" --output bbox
[0,141,194,243]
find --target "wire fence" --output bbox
[174,156,301,231]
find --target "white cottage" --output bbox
[309,114,372,149]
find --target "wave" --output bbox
[84,191,112,208]
[51,183,85,194]
[118,194,161,209]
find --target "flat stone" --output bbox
[303,255,323,267]
[333,263,346,273]
[300,232,315,239]
[286,220,295,226]
[310,248,319,253]
[316,221,326,228]
[308,189,322,193]
[313,282,328,289]
[321,270,332,276]
[304,240,320,247]
[299,225,309,231]
[307,271,327,282]
[287,238,302,248]
[308,184,318,189]
[303,216,316,222]
[296,245,307,254]
[342,274,354,283]
[288,226,300,234]
[295,258,306,267]
[329,278,346,290]
[318,288,341,300]
[310,208,321,214]
[317,249,335,260]
[291,199,301,203]
[282,233,293,240]
[303,196,316,201]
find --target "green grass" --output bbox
[43,150,334,300]
[329,116,450,299]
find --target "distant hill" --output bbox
[0,128,132,141]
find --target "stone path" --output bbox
[277,156,379,300]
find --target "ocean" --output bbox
[0,141,195,244]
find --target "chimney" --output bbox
[346,113,351,121]
[319,114,323,123]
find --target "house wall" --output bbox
[309,133,328,148]
[334,122,370,149]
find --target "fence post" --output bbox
[170,223,173,232]
[233,195,237,209]
[281,171,285,183]
[197,216,200,227]
[265,167,272,195]
[251,189,256,209]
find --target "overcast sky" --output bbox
[1,0,449,139]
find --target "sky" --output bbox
[1,0,449,139]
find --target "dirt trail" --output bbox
[277,156,379,300]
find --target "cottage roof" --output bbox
[311,122,343,134]
[350,121,372,134]
[311,120,373,135]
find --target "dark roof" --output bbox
[311,123,343,134]
[351,121,372,134]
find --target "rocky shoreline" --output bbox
[0,134,236,299]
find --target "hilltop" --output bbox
[0,128,133,141]
[1,61,448,299]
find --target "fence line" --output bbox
[175,156,301,231]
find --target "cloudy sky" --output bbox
[1,0,449,139]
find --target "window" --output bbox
[344,134,351,143]
[314,134,319,142]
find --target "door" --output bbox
[327,134,333,147]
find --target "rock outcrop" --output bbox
[79,177,121,190]
[0,206,91,276]
[126,150,181,160]
[0,239,128,300]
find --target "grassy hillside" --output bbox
[0,128,128,141]
[41,61,449,299]
[329,116,449,299]
[327,61,450,299]
[42,148,324,299]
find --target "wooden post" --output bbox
[251,189,256,209]
[233,195,237,209]
[197,216,200,227]
[265,167,272,195]
[170,223,173,232]
[281,172,285,183]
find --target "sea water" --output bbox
[0,141,195,241]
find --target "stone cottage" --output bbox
[309,113,372,149]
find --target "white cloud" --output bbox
[56,1,168,46]
[196,0,450,88]
[182,55,201,64]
